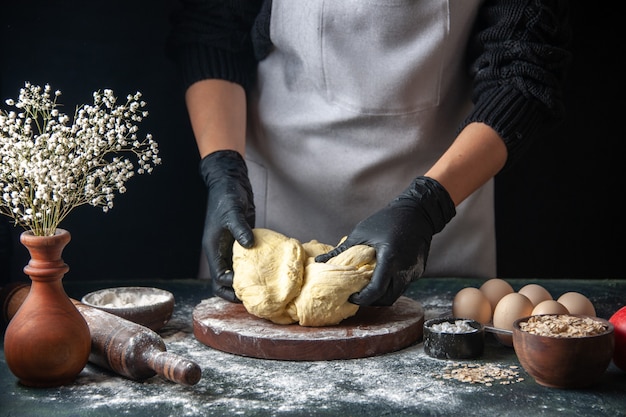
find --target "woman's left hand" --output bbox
[315,176,456,306]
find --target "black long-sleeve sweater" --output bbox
[167,0,571,169]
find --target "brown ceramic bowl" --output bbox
[81,286,175,331]
[512,314,614,388]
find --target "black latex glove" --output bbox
[199,150,255,302]
[315,176,456,306]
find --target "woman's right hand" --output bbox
[199,150,256,302]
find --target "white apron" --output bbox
[244,0,495,278]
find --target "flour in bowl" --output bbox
[87,288,170,308]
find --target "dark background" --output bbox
[0,2,622,286]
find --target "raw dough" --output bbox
[287,241,375,326]
[232,228,376,326]
[232,228,305,324]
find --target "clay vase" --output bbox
[3,228,91,387]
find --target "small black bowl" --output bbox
[423,317,485,359]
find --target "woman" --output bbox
[168,0,571,305]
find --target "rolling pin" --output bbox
[1,283,201,386]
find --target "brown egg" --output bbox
[518,284,553,306]
[531,300,569,315]
[452,287,492,324]
[557,292,596,316]
[493,293,534,346]
[479,278,514,315]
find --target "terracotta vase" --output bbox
[3,228,91,387]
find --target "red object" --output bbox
[609,306,626,372]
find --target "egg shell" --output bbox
[557,292,596,316]
[531,300,569,315]
[479,278,514,315]
[518,284,553,306]
[493,292,534,346]
[452,287,492,324]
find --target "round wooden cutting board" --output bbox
[192,296,424,361]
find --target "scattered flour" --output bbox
[5,292,535,417]
[5,279,624,416]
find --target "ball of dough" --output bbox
[232,229,376,327]
[232,228,305,324]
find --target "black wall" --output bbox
[0,1,206,284]
[494,4,623,279]
[0,2,622,285]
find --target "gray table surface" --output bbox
[1,277,625,417]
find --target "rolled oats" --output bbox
[433,363,523,386]
[519,314,607,337]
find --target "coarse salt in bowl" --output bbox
[81,286,175,331]
[423,317,485,359]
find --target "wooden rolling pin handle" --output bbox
[0,282,29,327]
[148,351,202,386]
[75,302,203,385]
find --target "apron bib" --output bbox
[245,0,495,277]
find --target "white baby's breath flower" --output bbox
[0,82,161,236]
